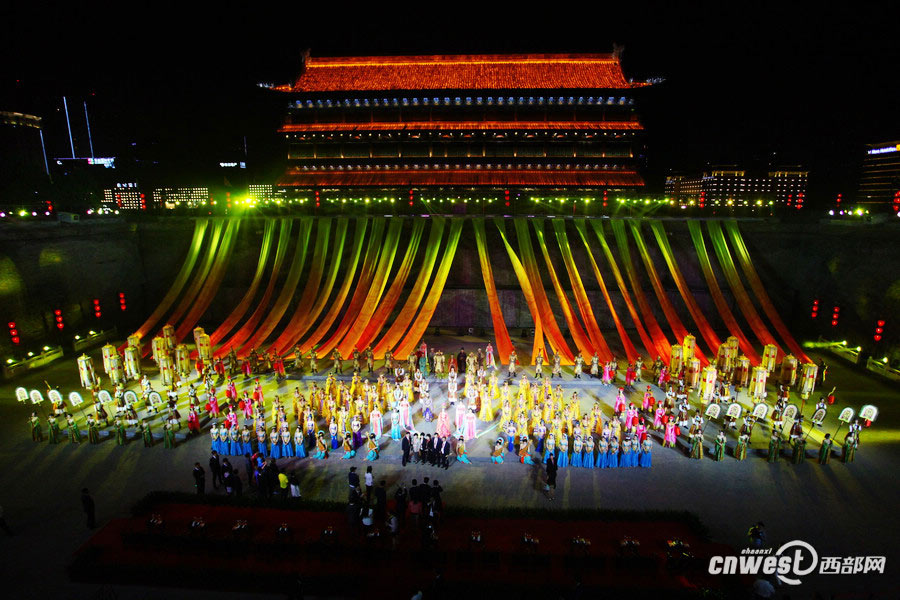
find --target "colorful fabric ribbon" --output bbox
[472,218,514,364]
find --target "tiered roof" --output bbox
[278,168,644,188]
[277,54,648,93]
[280,121,643,133]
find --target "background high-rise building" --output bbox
[665,167,808,209]
[857,141,900,211]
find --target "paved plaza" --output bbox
[1,336,899,597]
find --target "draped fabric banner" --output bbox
[126,218,208,349]
[299,218,369,353]
[707,220,781,356]
[335,218,406,357]
[162,220,224,332]
[274,219,347,354]
[512,218,575,364]
[607,220,672,362]
[393,219,463,359]
[215,219,293,357]
[174,218,241,343]
[628,221,708,365]
[493,219,547,362]
[572,220,638,362]
[724,221,811,363]
[316,218,391,357]
[142,220,223,356]
[352,219,425,354]
[209,219,275,346]
[687,221,760,363]
[472,218,513,364]
[373,218,445,358]
[269,218,331,354]
[551,220,613,361]
[532,220,593,360]
[584,219,653,359]
[240,218,313,355]
[649,221,722,358]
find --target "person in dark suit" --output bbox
[81,488,96,529]
[423,434,433,465]
[348,466,360,501]
[545,452,558,500]
[456,348,466,371]
[209,451,223,489]
[401,431,412,466]
[439,436,451,469]
[193,463,206,495]
[374,480,387,523]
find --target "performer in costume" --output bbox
[141,422,153,447]
[597,437,609,468]
[571,434,583,467]
[714,431,726,461]
[329,419,340,450]
[689,430,704,459]
[364,433,379,461]
[87,416,100,444]
[164,422,176,449]
[791,433,806,464]
[519,435,537,465]
[663,419,677,448]
[30,412,43,442]
[607,437,619,468]
[46,415,60,444]
[583,435,595,468]
[507,351,518,378]
[557,432,569,468]
[436,406,451,438]
[390,409,402,440]
[115,418,127,446]
[621,436,633,467]
[485,343,495,369]
[281,427,294,458]
[313,431,328,459]
[464,407,478,441]
[767,432,782,463]
[818,433,833,464]
[842,433,857,463]
[269,427,281,459]
[66,414,82,443]
[456,436,471,464]
[491,438,505,464]
[293,426,306,458]
[341,434,356,459]
[639,437,652,467]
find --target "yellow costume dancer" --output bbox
[488,372,500,399]
[479,387,495,421]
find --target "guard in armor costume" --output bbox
[507,351,518,378]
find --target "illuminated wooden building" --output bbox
[274,54,650,205]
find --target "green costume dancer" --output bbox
[164,424,176,449]
[767,434,781,463]
[88,418,101,444]
[690,434,704,459]
[842,434,856,463]
[714,432,726,461]
[791,438,806,463]
[818,434,833,464]
[67,416,82,443]
[735,434,748,460]
[141,423,154,447]
[115,419,127,446]
[30,413,43,442]
[48,416,60,444]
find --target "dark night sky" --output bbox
[2,2,898,201]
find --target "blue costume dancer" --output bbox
[557,433,569,468]
[269,428,282,459]
[281,428,294,458]
[597,438,608,468]
[639,438,652,468]
[608,438,619,468]
[570,435,583,468]
[583,436,595,468]
[294,428,307,458]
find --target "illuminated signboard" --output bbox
[867,145,900,155]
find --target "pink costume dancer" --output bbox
[225,379,236,401]
[369,407,383,438]
[436,406,451,438]
[208,390,220,417]
[624,405,637,429]
[252,380,264,404]
[399,397,413,429]
[658,366,668,388]
[601,362,611,384]
[455,402,466,433]
[225,408,238,430]
[642,387,654,411]
[241,392,254,420]
[653,405,666,429]
[464,407,478,441]
[485,343,495,369]
[613,389,626,415]
[664,420,677,447]
[635,419,647,443]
